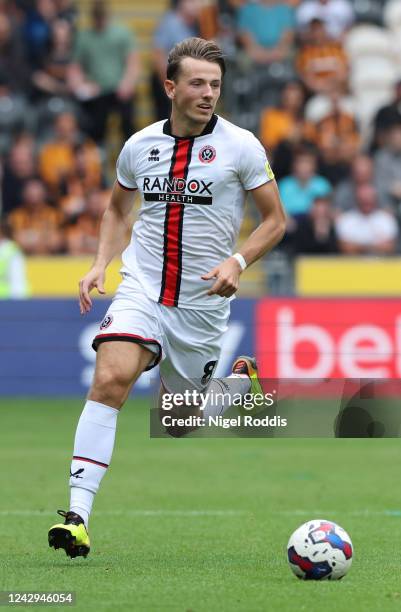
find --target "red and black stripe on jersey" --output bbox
[159,115,218,307]
[158,137,194,307]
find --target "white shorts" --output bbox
[92,272,230,393]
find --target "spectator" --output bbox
[272,132,316,181]
[31,18,74,100]
[304,76,355,123]
[1,135,37,215]
[199,0,219,39]
[54,0,77,25]
[296,0,354,41]
[65,188,108,254]
[259,80,314,153]
[312,84,360,185]
[38,111,102,199]
[59,139,104,217]
[278,147,332,216]
[333,154,375,211]
[151,0,200,121]
[23,0,57,72]
[0,72,32,156]
[8,178,64,254]
[0,217,29,298]
[372,80,401,152]
[336,184,398,255]
[374,124,401,212]
[296,18,348,95]
[68,0,140,144]
[237,0,295,65]
[0,12,30,93]
[293,195,338,254]
[58,175,86,219]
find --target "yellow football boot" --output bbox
[48,510,90,558]
[232,355,265,415]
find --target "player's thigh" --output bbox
[159,304,229,394]
[93,340,154,388]
[157,306,229,436]
[89,273,164,406]
[88,341,154,407]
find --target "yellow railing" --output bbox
[26,257,122,297]
[296,257,401,296]
[24,255,401,297]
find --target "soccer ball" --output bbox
[287,519,353,580]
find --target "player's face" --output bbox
[166,58,222,128]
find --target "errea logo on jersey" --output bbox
[148,148,160,161]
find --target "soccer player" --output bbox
[48,37,286,558]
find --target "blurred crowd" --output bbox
[0,0,138,273]
[1,0,401,279]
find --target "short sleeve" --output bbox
[283,5,296,30]
[153,15,171,50]
[116,141,137,190]
[237,5,251,32]
[238,133,274,191]
[376,212,398,241]
[335,213,356,242]
[315,176,332,197]
[120,26,136,55]
[73,31,86,63]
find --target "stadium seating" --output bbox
[353,0,384,25]
[4,0,401,294]
[345,24,398,140]
[384,0,401,33]
[344,23,393,59]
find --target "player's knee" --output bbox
[95,366,130,389]
[90,367,131,407]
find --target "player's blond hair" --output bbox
[167,37,226,81]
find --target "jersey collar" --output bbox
[163,114,218,139]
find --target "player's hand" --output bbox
[201,257,243,298]
[79,266,106,314]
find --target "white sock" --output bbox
[69,487,92,528]
[202,375,251,418]
[69,400,119,527]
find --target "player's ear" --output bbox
[164,79,176,100]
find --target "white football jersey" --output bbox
[116,114,273,309]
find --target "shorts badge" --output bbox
[100,314,113,330]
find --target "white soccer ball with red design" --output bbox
[287,519,353,580]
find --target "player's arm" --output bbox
[202,180,286,297]
[236,179,286,265]
[79,181,135,314]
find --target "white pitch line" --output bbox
[2,509,401,518]
[0,509,247,517]
[280,510,401,517]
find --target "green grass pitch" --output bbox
[1,398,401,611]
